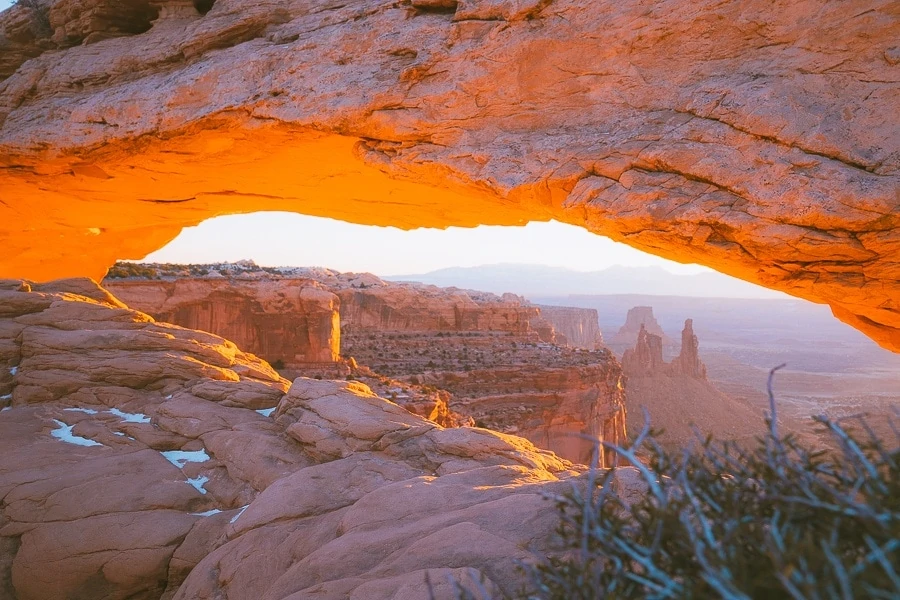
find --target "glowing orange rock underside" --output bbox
[0,0,897,351]
[1,120,899,352]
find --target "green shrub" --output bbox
[105,261,158,279]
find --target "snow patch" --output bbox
[64,407,98,415]
[0,394,11,400]
[191,509,222,517]
[50,420,104,447]
[255,407,276,417]
[113,432,125,436]
[107,408,150,423]
[230,505,249,524]
[1,407,10,413]
[9,367,17,376]
[161,449,210,469]
[186,475,210,495]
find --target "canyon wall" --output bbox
[337,285,626,465]
[418,362,626,467]
[105,277,341,366]
[0,278,631,600]
[291,269,626,465]
[337,286,538,335]
[0,0,897,352]
[102,264,625,462]
[536,305,605,349]
[611,306,672,348]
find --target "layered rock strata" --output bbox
[333,277,626,465]
[417,363,626,467]
[103,263,624,458]
[105,276,341,367]
[536,305,605,350]
[1,0,897,351]
[0,278,638,599]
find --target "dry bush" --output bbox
[449,366,899,599]
[523,366,899,599]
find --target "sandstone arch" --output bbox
[0,0,898,350]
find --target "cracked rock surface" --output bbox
[0,0,898,351]
[0,279,600,599]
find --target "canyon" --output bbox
[104,262,626,465]
[0,0,898,352]
[0,1,897,598]
[1,277,642,599]
[107,276,341,366]
[620,313,763,446]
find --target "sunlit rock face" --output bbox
[105,277,342,366]
[0,278,625,599]
[422,363,627,467]
[0,0,898,351]
[338,285,538,334]
[331,276,627,466]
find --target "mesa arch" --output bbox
[0,0,898,351]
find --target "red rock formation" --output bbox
[0,1,54,79]
[104,277,340,367]
[612,306,672,348]
[622,318,707,380]
[420,362,626,467]
[2,0,897,352]
[337,285,538,334]
[620,316,761,446]
[670,318,707,379]
[621,324,666,376]
[104,264,627,463]
[335,279,627,465]
[1,278,647,599]
[537,306,605,349]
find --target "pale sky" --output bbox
[0,1,12,11]
[143,213,713,276]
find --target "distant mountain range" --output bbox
[385,264,790,299]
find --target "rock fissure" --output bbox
[671,107,884,175]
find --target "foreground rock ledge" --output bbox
[0,0,898,351]
[0,278,633,599]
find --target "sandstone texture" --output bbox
[620,314,762,446]
[329,274,626,466]
[0,278,629,599]
[338,283,538,335]
[0,0,898,351]
[105,276,341,366]
[100,262,626,462]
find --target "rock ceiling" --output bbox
[0,0,898,350]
